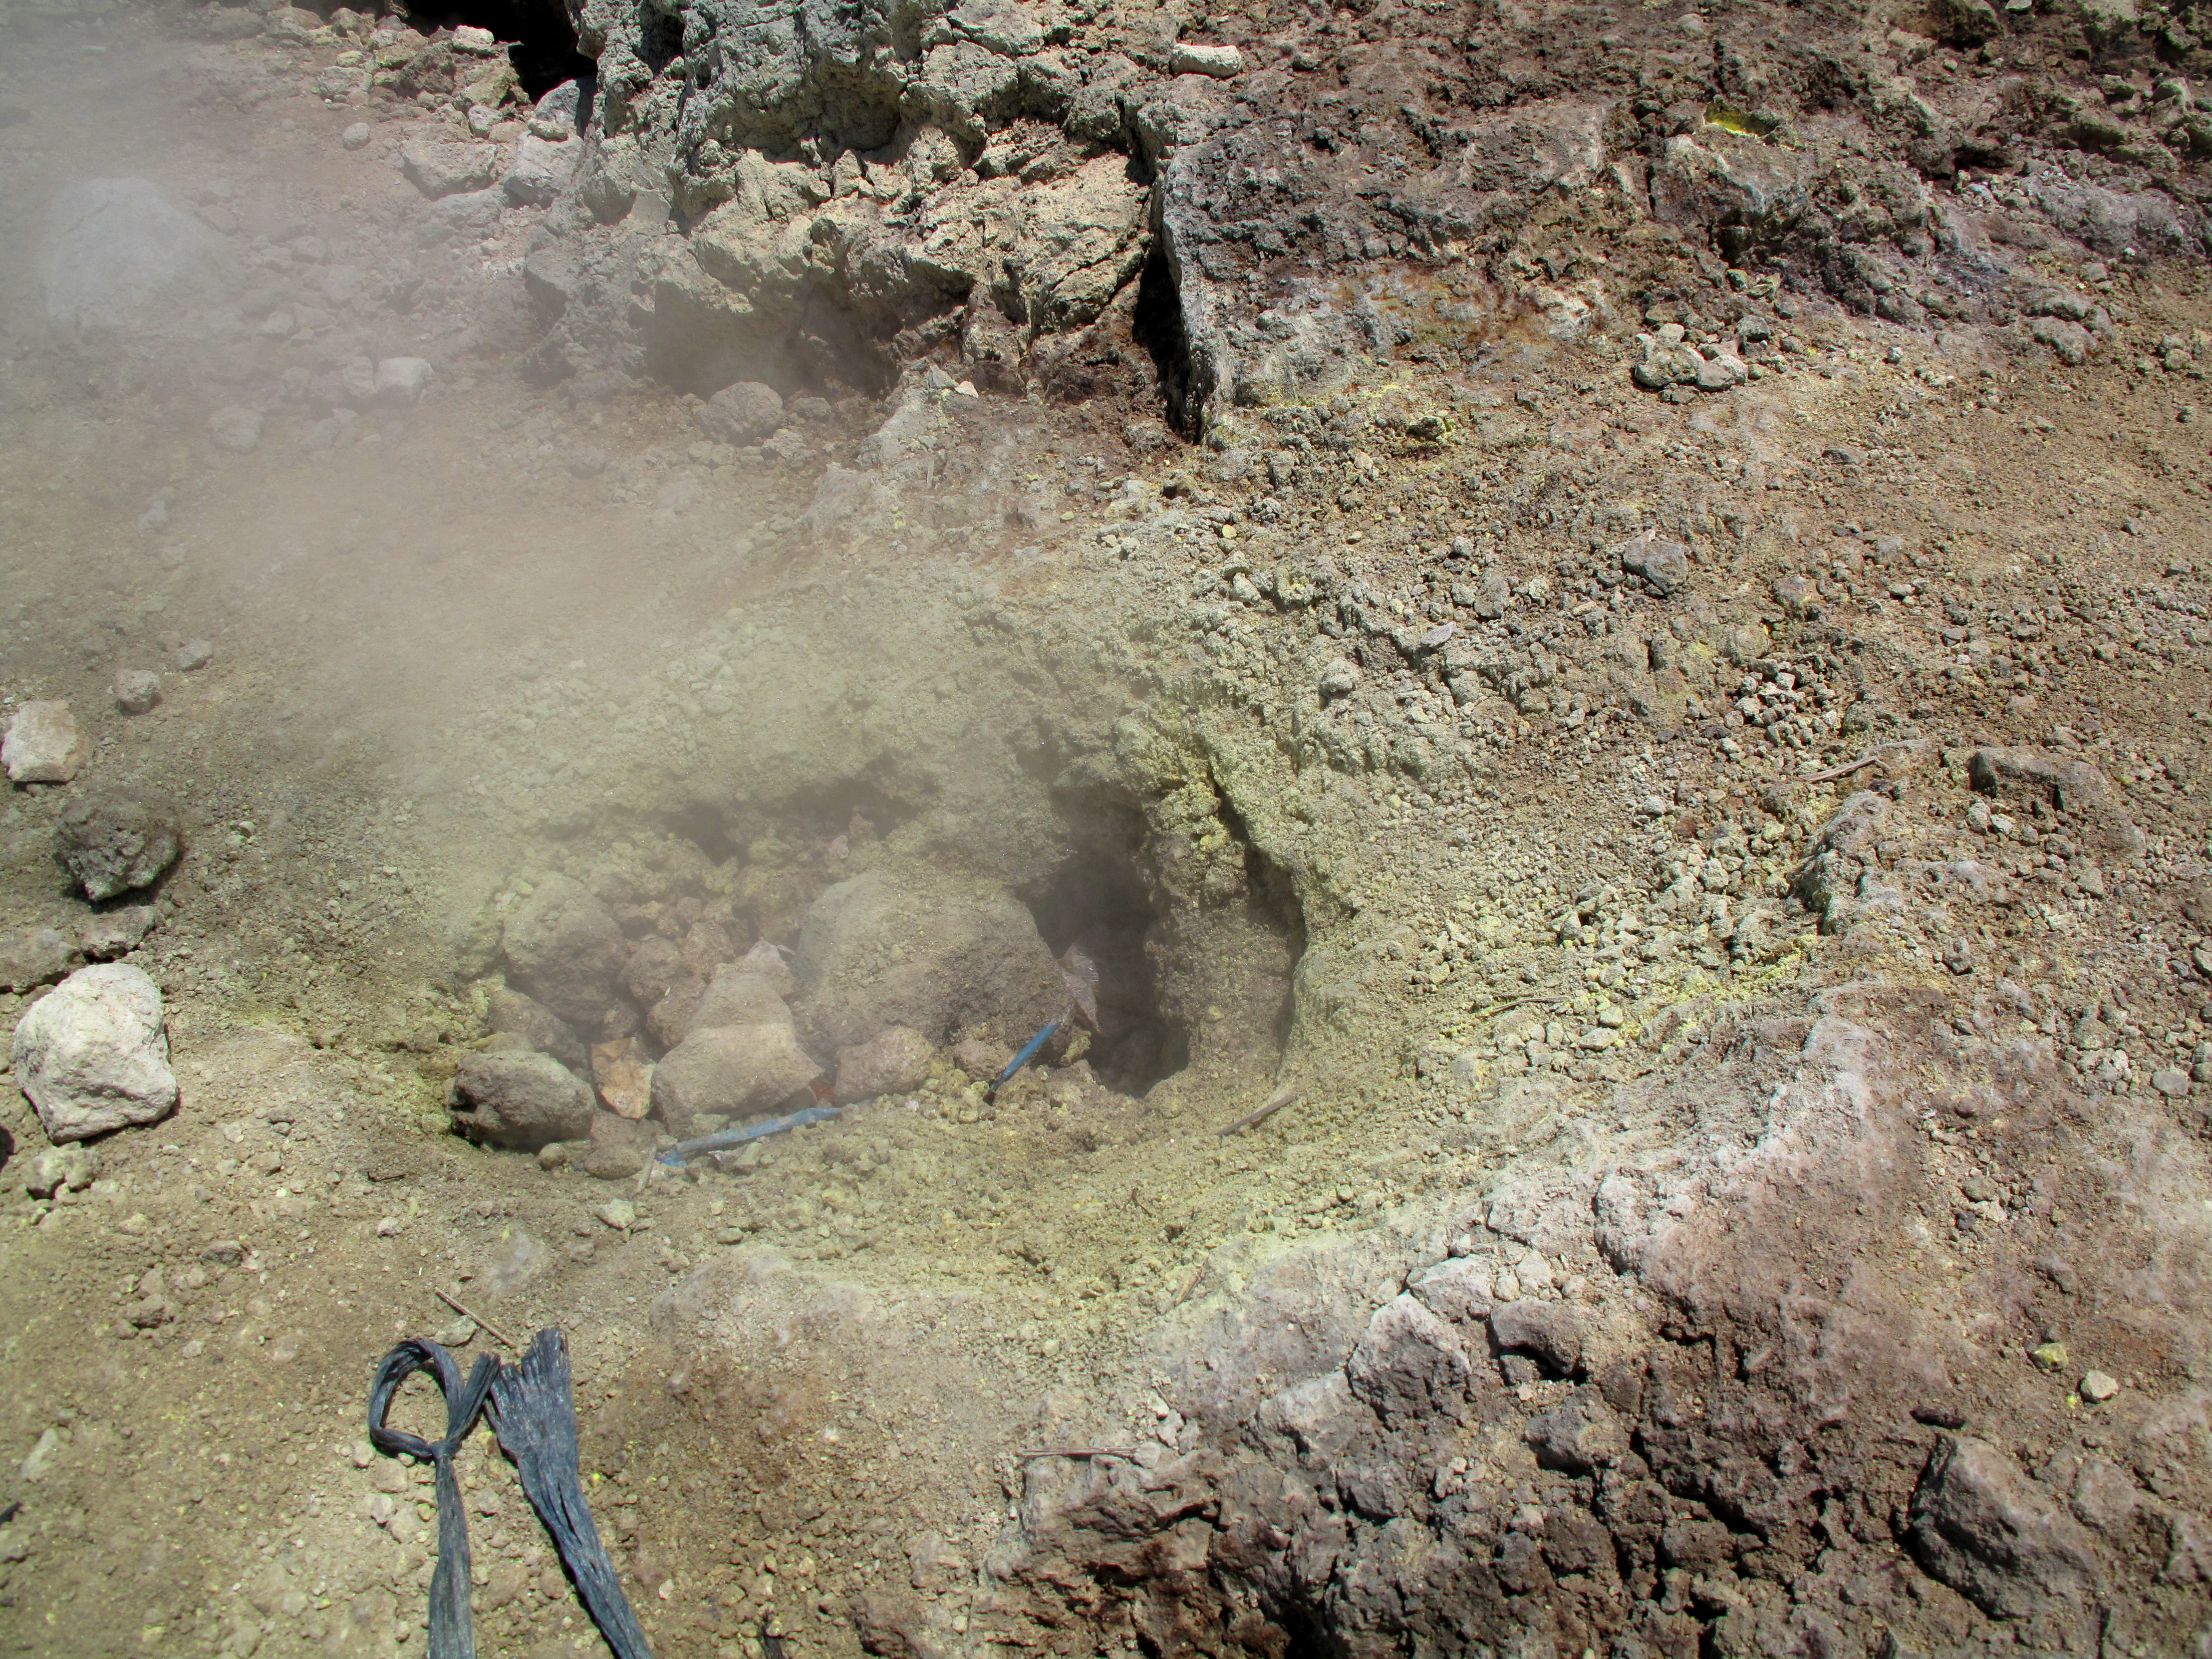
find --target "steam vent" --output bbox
[2,0,2211,1651]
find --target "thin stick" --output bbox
[1016,1447,1138,1461]
[1803,739,1922,784]
[1218,1086,1299,1138]
[432,1286,522,1353]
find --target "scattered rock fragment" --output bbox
[173,639,212,672]
[1905,1434,2097,1617]
[696,381,784,446]
[56,789,182,902]
[650,1023,820,1136]
[499,873,626,1028]
[0,927,77,993]
[78,905,155,962]
[1618,534,1690,598]
[112,669,160,714]
[208,406,262,454]
[448,1051,595,1150]
[2,701,85,783]
[24,1142,97,1198]
[834,1025,934,1103]
[11,963,178,1143]
[1487,1299,1584,1379]
[400,137,500,199]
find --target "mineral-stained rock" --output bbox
[57,789,182,902]
[1906,1434,2098,1617]
[447,1051,595,1149]
[12,963,177,1143]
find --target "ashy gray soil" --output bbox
[0,0,2210,1655]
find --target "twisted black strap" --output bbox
[486,1329,655,1659]
[367,1329,653,1659]
[367,1339,500,1659]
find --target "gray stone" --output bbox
[1407,1257,1496,1327]
[650,1023,820,1136]
[1168,42,1244,77]
[373,357,433,406]
[448,1051,595,1149]
[113,669,161,714]
[697,381,785,445]
[683,964,792,1039]
[504,131,580,206]
[1619,534,1690,597]
[1345,1292,1474,1426]
[2150,1066,2192,1097]
[79,906,155,962]
[11,963,178,1143]
[37,178,217,333]
[1487,1299,1584,1377]
[341,121,373,151]
[2,702,85,784]
[582,1112,655,1179]
[500,874,626,1027]
[1906,1434,2097,1617]
[400,138,501,199]
[793,869,1066,1052]
[485,985,588,1072]
[208,406,262,454]
[57,789,182,902]
[833,1025,934,1103]
[621,936,687,1008]
[1522,1392,1627,1474]
[174,639,212,672]
[0,928,77,993]
[23,1143,97,1199]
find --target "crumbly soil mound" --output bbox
[0,2,2208,1658]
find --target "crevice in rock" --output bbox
[1132,242,1202,441]
[401,0,595,100]
[1018,799,1187,1095]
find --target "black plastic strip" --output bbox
[367,1339,500,1659]
[487,1328,655,1659]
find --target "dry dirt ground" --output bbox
[2,2,2211,1657]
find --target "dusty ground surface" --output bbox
[1,0,2211,1655]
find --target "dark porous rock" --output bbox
[57,788,182,902]
[499,873,626,1027]
[581,1111,656,1180]
[1905,1434,2098,1618]
[485,986,589,1073]
[1487,1299,1584,1378]
[1618,534,1691,598]
[447,1051,595,1149]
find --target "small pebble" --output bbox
[2080,1370,2120,1403]
[341,121,372,150]
[597,1198,637,1230]
[113,670,161,715]
[175,639,212,672]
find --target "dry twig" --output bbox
[432,1286,523,1353]
[1217,1086,1300,1138]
